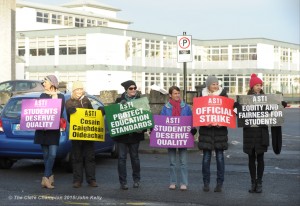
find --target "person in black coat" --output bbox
[34,75,65,189]
[113,80,145,190]
[65,81,99,188]
[243,73,269,194]
[198,76,229,193]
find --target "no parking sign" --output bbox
[177,35,192,62]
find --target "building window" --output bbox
[145,40,160,58]
[78,37,86,54]
[18,39,25,56]
[75,17,84,27]
[232,45,257,61]
[163,42,176,59]
[36,11,49,23]
[64,16,73,26]
[52,14,62,25]
[87,19,96,27]
[29,39,37,56]
[132,38,142,57]
[59,37,67,55]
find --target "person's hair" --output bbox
[247,88,265,95]
[169,86,180,95]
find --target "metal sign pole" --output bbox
[183,32,187,103]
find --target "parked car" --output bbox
[0,92,117,171]
[0,80,44,94]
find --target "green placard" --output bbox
[104,97,154,137]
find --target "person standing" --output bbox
[114,80,145,190]
[241,73,270,193]
[65,81,99,188]
[34,75,65,189]
[198,75,228,192]
[160,86,197,191]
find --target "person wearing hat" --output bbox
[114,80,145,190]
[197,75,229,193]
[241,73,287,193]
[65,81,100,188]
[34,75,65,189]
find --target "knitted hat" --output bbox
[205,75,218,87]
[121,80,136,90]
[249,73,263,88]
[72,81,84,92]
[45,75,59,88]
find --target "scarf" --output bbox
[45,90,60,99]
[169,98,181,116]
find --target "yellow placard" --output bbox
[69,108,105,141]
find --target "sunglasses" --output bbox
[128,87,137,90]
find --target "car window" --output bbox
[0,82,13,91]
[88,96,103,109]
[2,99,22,118]
[16,82,31,91]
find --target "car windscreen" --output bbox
[2,98,22,119]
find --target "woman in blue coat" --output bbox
[161,86,197,191]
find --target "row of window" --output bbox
[17,36,295,62]
[36,11,108,28]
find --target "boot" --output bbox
[248,179,256,193]
[42,177,54,189]
[49,175,54,186]
[256,179,262,193]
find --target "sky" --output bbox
[26,0,300,44]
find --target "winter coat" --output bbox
[65,95,93,123]
[112,92,145,144]
[34,93,65,146]
[242,91,269,155]
[198,87,229,150]
[160,100,192,116]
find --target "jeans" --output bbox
[202,149,225,185]
[72,141,96,183]
[168,148,188,186]
[248,149,264,181]
[41,145,58,177]
[117,142,140,185]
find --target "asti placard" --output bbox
[236,94,284,127]
[150,115,194,148]
[193,96,236,128]
[104,97,154,137]
[20,99,62,130]
[69,108,105,141]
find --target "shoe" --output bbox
[49,175,54,186]
[180,185,187,191]
[120,184,128,190]
[169,184,176,190]
[133,182,140,188]
[88,181,98,187]
[214,184,222,192]
[248,180,256,193]
[255,179,262,193]
[73,182,82,188]
[203,184,210,192]
[41,177,54,189]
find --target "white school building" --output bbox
[12,0,300,96]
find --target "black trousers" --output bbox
[248,148,264,181]
[72,141,96,183]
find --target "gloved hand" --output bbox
[191,128,197,136]
[233,102,241,108]
[98,106,105,115]
[67,107,77,114]
[281,101,287,108]
[120,99,127,104]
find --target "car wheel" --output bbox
[0,158,15,169]
[111,143,119,159]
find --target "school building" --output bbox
[14,0,300,96]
